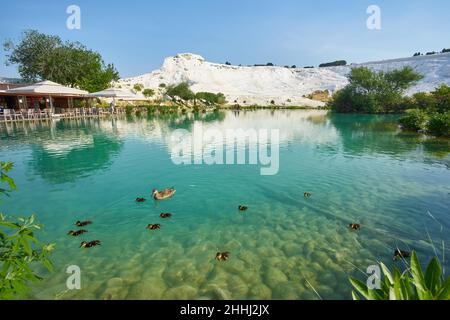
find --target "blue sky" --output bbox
[0,0,449,78]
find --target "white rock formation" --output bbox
[118,52,450,107]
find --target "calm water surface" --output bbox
[0,110,449,300]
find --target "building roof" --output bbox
[5,80,88,96]
[0,83,31,91]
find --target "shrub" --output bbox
[399,109,429,131]
[410,92,437,111]
[442,48,450,53]
[427,112,450,137]
[142,88,155,98]
[319,60,347,68]
[159,83,166,88]
[350,251,450,300]
[432,84,450,113]
[166,82,195,106]
[194,92,226,106]
[133,83,144,92]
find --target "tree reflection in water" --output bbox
[327,113,449,165]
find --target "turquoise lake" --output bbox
[0,110,449,300]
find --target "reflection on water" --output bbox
[328,114,450,164]
[0,110,449,300]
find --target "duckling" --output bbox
[80,240,101,248]
[238,205,248,211]
[75,220,92,227]
[304,192,312,198]
[147,224,161,230]
[68,230,88,237]
[349,223,361,231]
[136,198,146,203]
[216,252,230,261]
[160,213,172,219]
[393,249,411,261]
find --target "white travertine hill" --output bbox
[117,52,450,107]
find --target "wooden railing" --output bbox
[0,107,125,122]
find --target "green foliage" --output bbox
[319,60,347,68]
[159,83,166,88]
[399,85,450,137]
[0,163,55,299]
[166,82,195,106]
[350,252,450,300]
[428,112,450,137]
[329,67,423,113]
[195,92,227,106]
[0,214,55,299]
[399,109,430,131]
[125,105,134,115]
[432,84,450,113]
[385,67,425,91]
[3,30,119,92]
[133,84,144,92]
[408,92,437,111]
[142,88,155,98]
[443,48,450,53]
[0,162,17,196]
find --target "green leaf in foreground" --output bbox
[350,251,449,300]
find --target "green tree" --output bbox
[4,30,119,92]
[329,67,423,113]
[0,162,55,300]
[166,82,195,107]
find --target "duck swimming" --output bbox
[393,249,411,261]
[216,252,230,262]
[160,213,172,219]
[349,223,361,231]
[147,224,161,230]
[75,221,92,227]
[152,188,176,200]
[136,198,146,203]
[304,192,312,198]
[238,205,248,211]
[80,240,101,248]
[68,230,88,237]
